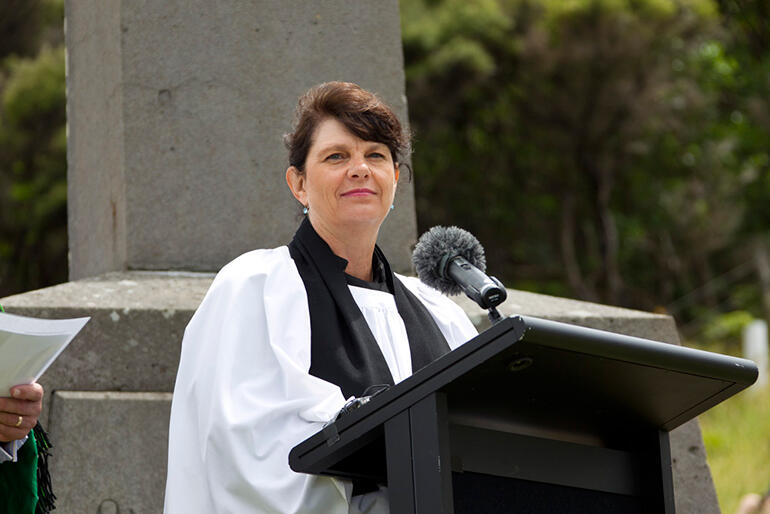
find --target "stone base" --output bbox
[48,391,172,513]
[1,272,719,513]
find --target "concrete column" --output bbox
[66,0,416,280]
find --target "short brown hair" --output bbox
[284,82,410,172]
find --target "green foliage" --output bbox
[0,5,67,297]
[403,0,770,325]
[700,310,754,347]
[404,0,726,307]
[699,385,770,513]
[402,0,512,81]
[3,51,65,127]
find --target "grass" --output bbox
[698,383,770,514]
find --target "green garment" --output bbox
[0,431,39,514]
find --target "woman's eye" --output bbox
[325,153,344,161]
[368,152,386,159]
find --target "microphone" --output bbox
[412,226,507,322]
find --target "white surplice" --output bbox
[164,247,477,514]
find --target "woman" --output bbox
[164,82,477,513]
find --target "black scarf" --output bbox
[287,218,451,399]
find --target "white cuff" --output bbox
[0,436,28,463]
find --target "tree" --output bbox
[0,0,66,297]
[402,0,758,313]
[713,0,770,325]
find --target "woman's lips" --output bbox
[341,188,376,197]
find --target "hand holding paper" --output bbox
[0,383,43,442]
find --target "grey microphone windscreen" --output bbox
[412,226,486,295]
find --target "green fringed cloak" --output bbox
[0,424,55,514]
[0,431,39,514]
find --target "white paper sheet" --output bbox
[0,312,90,395]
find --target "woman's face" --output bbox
[287,117,399,235]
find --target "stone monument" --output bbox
[0,0,719,512]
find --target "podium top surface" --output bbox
[290,315,757,474]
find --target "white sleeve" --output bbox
[397,275,479,349]
[0,436,27,463]
[164,248,351,514]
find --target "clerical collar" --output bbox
[344,253,390,293]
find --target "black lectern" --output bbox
[290,316,758,513]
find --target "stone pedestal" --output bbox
[1,276,719,513]
[48,392,172,514]
[65,0,416,280]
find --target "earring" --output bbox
[390,204,395,211]
[302,206,309,215]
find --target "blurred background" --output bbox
[0,0,768,511]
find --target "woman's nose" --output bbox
[348,156,370,177]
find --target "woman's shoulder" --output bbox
[214,246,293,283]
[201,246,300,303]
[189,246,303,324]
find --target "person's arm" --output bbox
[0,383,44,463]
